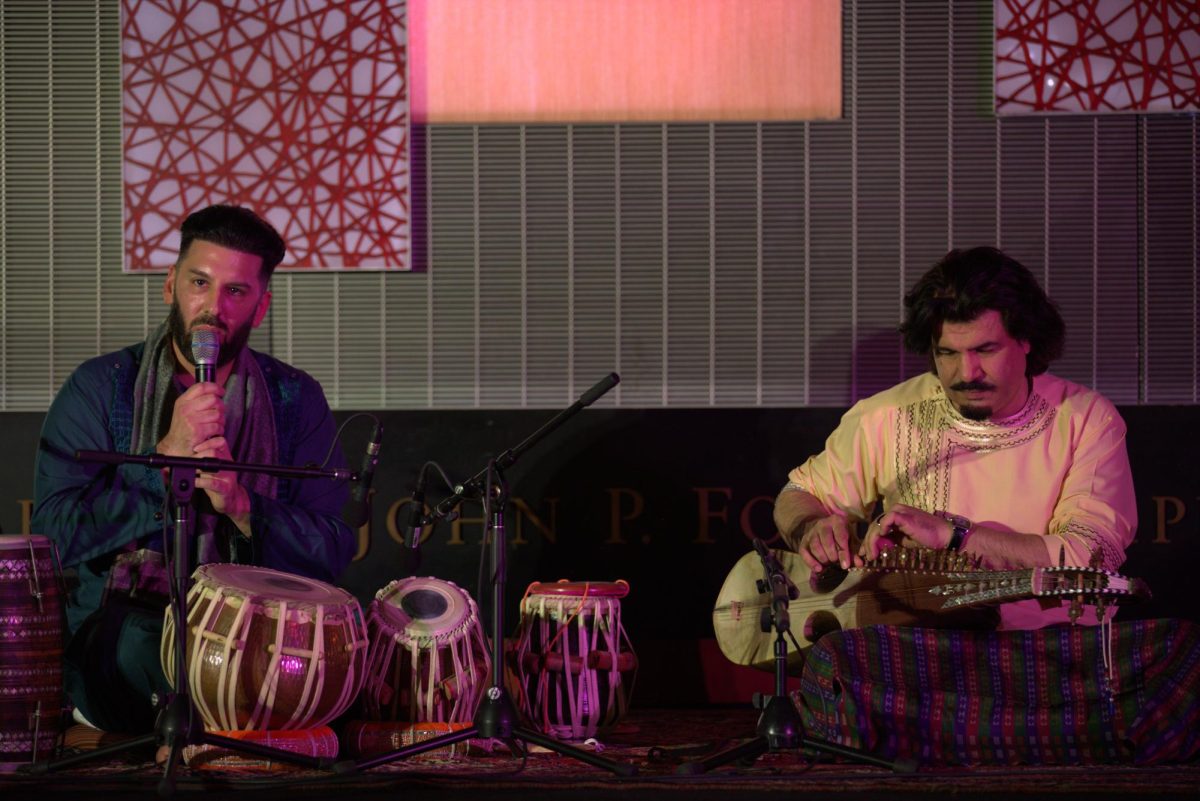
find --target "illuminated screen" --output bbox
[410,0,843,123]
[996,0,1200,113]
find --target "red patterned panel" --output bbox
[996,0,1200,113]
[122,0,409,271]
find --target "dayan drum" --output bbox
[512,581,637,741]
[0,535,64,771]
[362,577,491,723]
[161,564,368,731]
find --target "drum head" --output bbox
[195,563,352,606]
[526,580,629,599]
[375,577,473,639]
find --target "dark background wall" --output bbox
[2,405,1196,703]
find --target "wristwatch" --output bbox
[938,512,973,551]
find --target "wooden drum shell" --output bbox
[512,581,637,742]
[0,535,64,771]
[161,564,367,731]
[361,577,491,723]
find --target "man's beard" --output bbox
[168,300,253,369]
[950,381,995,421]
[956,403,992,421]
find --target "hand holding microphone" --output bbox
[184,332,250,527]
[156,330,227,458]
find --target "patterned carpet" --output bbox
[2,707,1198,800]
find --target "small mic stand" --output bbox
[336,373,636,777]
[29,450,359,795]
[677,538,913,775]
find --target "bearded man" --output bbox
[33,205,354,735]
[777,246,1135,630]
[772,248,1200,766]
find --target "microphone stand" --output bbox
[335,373,636,777]
[677,538,913,775]
[29,450,360,794]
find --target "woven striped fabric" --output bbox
[795,618,1200,765]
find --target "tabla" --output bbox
[362,577,491,723]
[512,581,637,741]
[161,564,368,731]
[0,535,64,771]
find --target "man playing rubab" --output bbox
[777,246,1135,629]
[771,247,1198,765]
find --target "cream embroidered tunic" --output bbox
[787,372,1137,629]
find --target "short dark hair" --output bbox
[177,204,287,281]
[900,246,1065,376]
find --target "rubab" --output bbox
[713,546,1150,673]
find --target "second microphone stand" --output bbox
[336,374,635,777]
[677,538,913,775]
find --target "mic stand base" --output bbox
[675,681,911,775]
[678,547,914,776]
[332,462,636,778]
[333,687,636,777]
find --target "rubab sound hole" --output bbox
[803,563,848,642]
[803,610,842,642]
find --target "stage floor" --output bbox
[3,707,1198,801]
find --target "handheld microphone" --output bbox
[405,464,428,549]
[345,422,383,528]
[191,330,219,384]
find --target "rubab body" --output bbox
[713,546,1148,674]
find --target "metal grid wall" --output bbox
[1,1,1196,411]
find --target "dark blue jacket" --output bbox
[33,342,354,633]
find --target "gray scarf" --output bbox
[130,321,278,562]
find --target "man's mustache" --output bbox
[189,315,226,334]
[951,381,995,392]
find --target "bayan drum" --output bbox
[362,577,490,723]
[0,534,64,771]
[161,563,368,731]
[512,581,637,741]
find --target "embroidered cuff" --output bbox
[1055,521,1123,571]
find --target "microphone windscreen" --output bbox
[191,330,219,371]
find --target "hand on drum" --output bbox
[794,514,863,573]
[858,504,951,561]
[193,436,252,534]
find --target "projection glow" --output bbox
[410,0,842,123]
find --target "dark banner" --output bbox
[2,406,1197,703]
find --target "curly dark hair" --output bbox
[900,247,1064,376]
[177,204,287,281]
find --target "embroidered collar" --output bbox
[935,382,1056,451]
